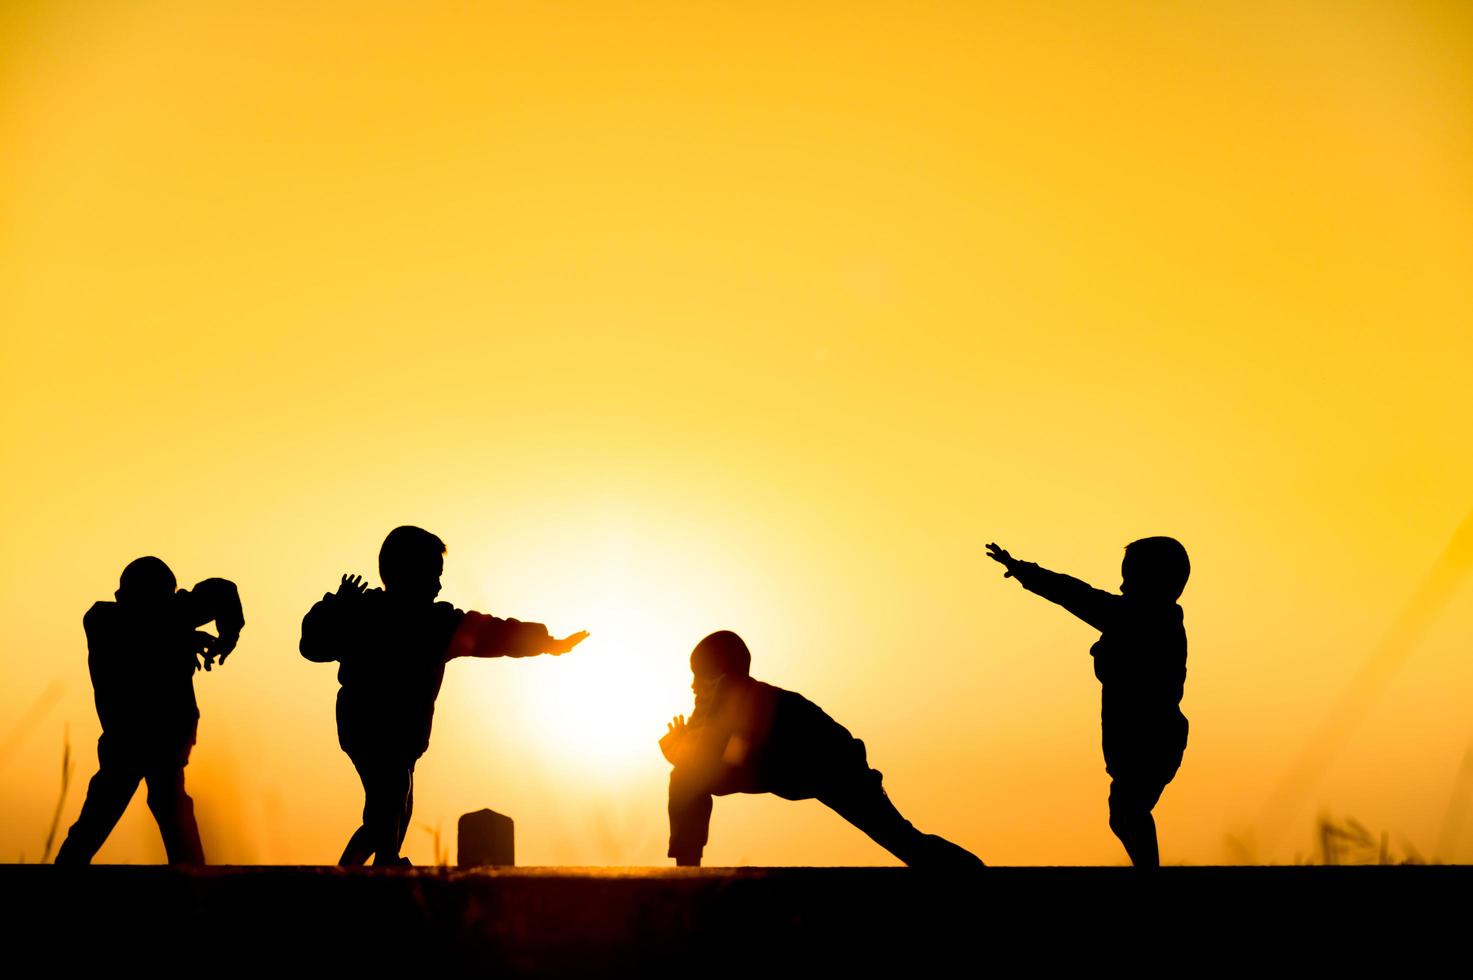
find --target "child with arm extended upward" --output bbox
[986,538,1190,868]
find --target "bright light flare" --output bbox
[497,562,702,782]
[517,632,681,777]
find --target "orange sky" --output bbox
[3,1,1472,866]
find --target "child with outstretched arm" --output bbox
[659,630,983,869]
[986,538,1190,867]
[301,525,588,865]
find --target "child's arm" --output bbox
[659,677,727,766]
[986,543,1121,633]
[298,573,366,663]
[448,609,589,660]
[659,715,689,764]
[659,710,728,769]
[178,577,245,667]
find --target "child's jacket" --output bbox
[1010,562,1188,769]
[300,587,552,760]
[85,578,244,757]
[661,675,871,800]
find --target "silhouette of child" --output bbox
[660,630,983,869]
[301,525,588,866]
[986,538,1189,867]
[56,557,244,865]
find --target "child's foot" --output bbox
[910,834,986,870]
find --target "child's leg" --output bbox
[667,765,716,865]
[346,754,413,865]
[339,755,376,865]
[143,762,205,865]
[393,763,416,857]
[1107,776,1167,868]
[818,766,983,869]
[54,736,143,865]
[367,761,413,865]
[1105,724,1185,868]
[818,767,921,859]
[338,825,373,866]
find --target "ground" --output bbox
[7,865,1465,976]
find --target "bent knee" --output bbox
[1109,785,1158,820]
[1107,808,1139,836]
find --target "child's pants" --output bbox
[1104,724,1187,821]
[340,752,417,865]
[668,759,967,867]
[55,733,204,865]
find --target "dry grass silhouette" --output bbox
[1225,813,1429,866]
[421,820,449,867]
[1309,814,1423,866]
[40,725,74,863]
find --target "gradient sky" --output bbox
[3,1,1471,866]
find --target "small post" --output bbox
[458,808,515,867]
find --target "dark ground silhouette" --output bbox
[660,630,982,869]
[987,537,1190,867]
[14,865,1461,975]
[301,525,588,866]
[55,557,243,865]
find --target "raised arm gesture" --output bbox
[985,542,1021,578]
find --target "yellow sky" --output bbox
[2,1,1471,866]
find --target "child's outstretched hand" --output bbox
[337,573,369,597]
[986,543,1020,578]
[545,630,590,655]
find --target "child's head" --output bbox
[379,526,446,600]
[1121,537,1190,601]
[691,630,751,683]
[116,556,177,605]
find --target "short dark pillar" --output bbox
[458,808,515,867]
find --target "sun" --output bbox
[505,592,697,779]
[451,515,762,785]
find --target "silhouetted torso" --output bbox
[302,589,462,759]
[85,579,244,756]
[672,676,868,799]
[1010,563,1188,765]
[1090,597,1186,750]
[301,588,553,760]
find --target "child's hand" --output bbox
[659,715,688,764]
[545,630,590,655]
[336,573,368,597]
[210,631,239,666]
[191,630,217,672]
[986,543,1019,578]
